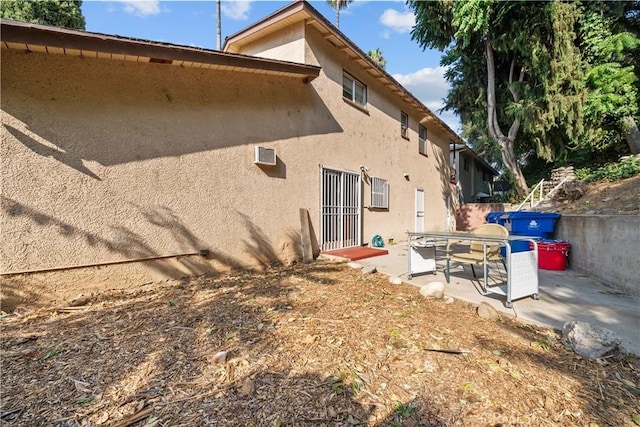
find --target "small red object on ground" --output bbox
[531,240,571,270]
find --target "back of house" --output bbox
[0,1,461,304]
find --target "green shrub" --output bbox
[575,156,640,183]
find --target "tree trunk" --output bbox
[484,39,529,196]
[336,9,340,28]
[624,116,640,154]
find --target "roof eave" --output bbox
[1,19,321,82]
[223,1,461,143]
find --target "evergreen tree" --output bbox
[578,1,640,155]
[1,0,85,30]
[410,1,588,194]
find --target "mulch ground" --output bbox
[1,260,639,426]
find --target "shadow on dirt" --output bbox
[1,262,638,426]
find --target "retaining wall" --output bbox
[556,215,640,295]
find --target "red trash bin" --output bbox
[531,240,570,271]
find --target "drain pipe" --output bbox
[0,249,210,277]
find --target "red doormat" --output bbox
[324,246,389,261]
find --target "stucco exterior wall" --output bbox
[1,49,321,278]
[234,22,306,63]
[1,28,453,301]
[556,215,640,295]
[302,26,452,242]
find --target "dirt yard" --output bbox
[1,260,639,426]
[551,174,640,215]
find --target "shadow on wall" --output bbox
[4,124,102,180]
[0,196,312,310]
[237,210,306,268]
[1,53,343,170]
[0,195,220,276]
[256,156,286,179]
[432,145,453,213]
[456,206,473,231]
[456,203,506,231]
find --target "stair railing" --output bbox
[515,176,572,211]
[516,179,545,211]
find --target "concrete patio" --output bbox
[352,241,640,356]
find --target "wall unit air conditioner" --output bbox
[418,139,427,156]
[401,126,408,139]
[254,146,276,166]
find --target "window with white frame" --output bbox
[418,124,428,156]
[401,111,409,139]
[343,71,367,107]
[370,177,389,209]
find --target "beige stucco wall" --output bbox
[300,27,453,243]
[234,21,306,63]
[1,49,324,297]
[1,27,453,303]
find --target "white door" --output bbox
[320,167,361,251]
[415,189,425,232]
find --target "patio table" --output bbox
[407,231,540,308]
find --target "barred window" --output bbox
[371,177,389,209]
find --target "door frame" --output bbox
[320,166,362,251]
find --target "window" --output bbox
[463,158,470,172]
[418,125,428,156]
[370,177,389,209]
[401,111,409,139]
[343,71,366,107]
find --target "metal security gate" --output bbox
[321,167,361,251]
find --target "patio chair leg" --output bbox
[470,264,476,278]
[445,259,450,283]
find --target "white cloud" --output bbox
[379,8,415,34]
[393,67,460,132]
[117,1,162,17]
[380,29,391,39]
[221,1,252,21]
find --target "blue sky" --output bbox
[81,0,460,131]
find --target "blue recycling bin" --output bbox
[501,212,562,253]
[485,211,506,225]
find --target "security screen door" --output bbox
[320,167,361,251]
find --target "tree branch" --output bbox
[485,39,503,141]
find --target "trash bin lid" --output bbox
[534,239,570,251]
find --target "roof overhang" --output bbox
[0,19,321,82]
[224,1,462,143]
[450,143,499,176]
